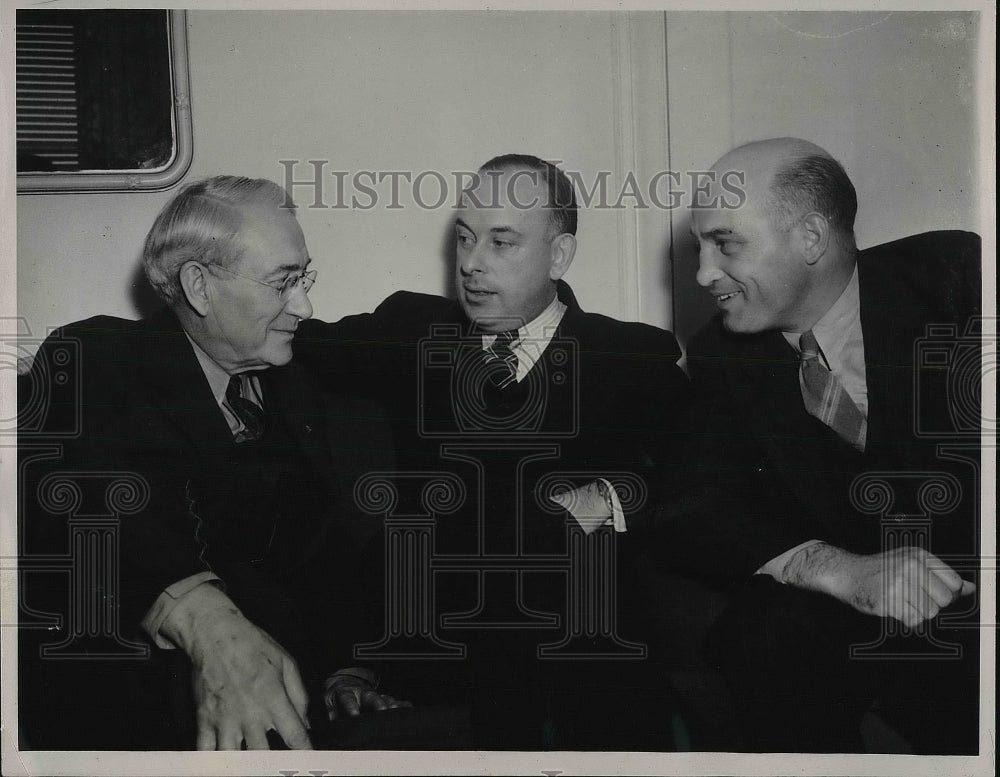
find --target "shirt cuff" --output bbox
[548,479,625,535]
[755,539,823,583]
[141,572,223,649]
[324,667,381,710]
[598,478,627,533]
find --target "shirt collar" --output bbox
[481,294,568,381]
[185,333,232,406]
[783,263,860,363]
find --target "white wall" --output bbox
[15,10,983,348]
[666,10,982,344]
[16,10,672,343]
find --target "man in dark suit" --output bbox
[19,176,403,750]
[296,154,690,749]
[634,138,981,752]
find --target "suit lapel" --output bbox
[728,331,841,516]
[858,256,922,460]
[134,310,234,459]
[134,310,337,493]
[259,364,337,497]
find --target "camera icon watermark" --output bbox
[417,323,579,439]
[1,317,81,439]
[914,317,996,439]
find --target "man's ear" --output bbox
[178,261,211,317]
[549,233,577,281]
[799,212,830,266]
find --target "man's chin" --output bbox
[721,314,769,336]
[265,347,294,367]
[461,304,503,333]
[720,312,750,335]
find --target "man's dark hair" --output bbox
[478,153,578,237]
[767,154,858,251]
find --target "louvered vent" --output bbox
[16,20,80,171]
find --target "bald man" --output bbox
[635,138,981,752]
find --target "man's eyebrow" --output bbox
[454,218,523,238]
[267,258,311,278]
[489,226,523,238]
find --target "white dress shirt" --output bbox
[480,294,567,382]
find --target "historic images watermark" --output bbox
[5,317,150,658]
[278,159,746,212]
[844,317,994,658]
[350,324,649,661]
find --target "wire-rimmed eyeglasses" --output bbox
[207,263,318,299]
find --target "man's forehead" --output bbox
[691,206,738,234]
[235,202,308,268]
[456,196,552,232]
[462,167,550,208]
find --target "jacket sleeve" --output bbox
[629,326,831,584]
[19,321,216,639]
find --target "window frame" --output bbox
[16,10,193,194]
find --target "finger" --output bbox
[925,570,956,608]
[959,580,976,596]
[217,724,244,751]
[400,700,414,708]
[281,659,311,729]
[271,705,313,750]
[915,583,940,623]
[902,600,929,629]
[243,725,271,751]
[337,688,363,717]
[381,695,401,709]
[362,689,388,712]
[923,552,964,592]
[195,723,216,751]
[919,590,941,621]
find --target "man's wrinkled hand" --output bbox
[160,583,313,750]
[324,672,412,721]
[787,543,975,628]
[837,546,974,627]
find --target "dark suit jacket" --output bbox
[297,280,688,517]
[636,230,981,584]
[295,281,690,748]
[19,308,392,724]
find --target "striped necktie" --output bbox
[484,330,519,388]
[799,330,867,452]
[226,375,266,442]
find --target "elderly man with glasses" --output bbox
[19,176,403,750]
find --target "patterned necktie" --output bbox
[484,330,519,388]
[798,330,866,452]
[226,375,266,443]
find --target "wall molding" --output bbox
[610,12,641,322]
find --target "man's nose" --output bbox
[458,242,484,276]
[285,284,313,320]
[696,249,724,288]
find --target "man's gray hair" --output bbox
[143,176,296,304]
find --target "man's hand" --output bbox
[783,542,975,628]
[160,583,313,750]
[324,670,412,721]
